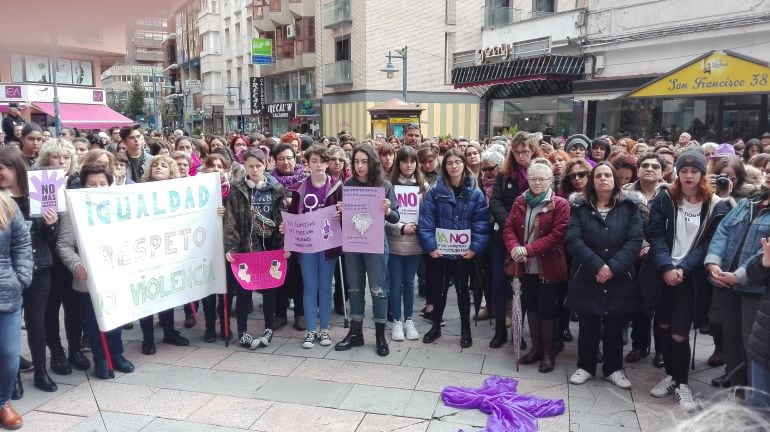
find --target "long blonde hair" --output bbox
[0,192,17,230]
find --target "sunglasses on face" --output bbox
[640,162,661,170]
[566,171,589,181]
[481,165,497,172]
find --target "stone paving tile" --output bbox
[403,390,441,419]
[415,369,490,393]
[67,411,154,432]
[432,402,489,427]
[36,382,99,417]
[338,384,437,419]
[212,351,305,376]
[140,418,216,432]
[172,347,236,369]
[253,375,353,408]
[355,413,429,432]
[289,357,347,380]
[18,411,86,432]
[330,361,424,389]
[89,381,214,420]
[401,348,484,373]
[482,353,571,381]
[396,335,463,353]
[249,402,364,432]
[47,369,90,387]
[11,380,75,415]
[569,381,639,430]
[426,419,481,432]
[273,337,335,358]
[121,340,197,366]
[186,395,272,429]
[324,343,410,366]
[116,362,215,388]
[570,423,641,432]
[634,400,681,432]
[194,370,272,398]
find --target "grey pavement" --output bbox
[17,289,727,432]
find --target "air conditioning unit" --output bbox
[286,24,296,39]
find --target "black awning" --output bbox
[451,55,584,98]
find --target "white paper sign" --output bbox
[64,173,226,331]
[436,228,471,256]
[394,185,420,224]
[28,169,67,216]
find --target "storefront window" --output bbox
[489,96,573,136]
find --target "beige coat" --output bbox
[56,212,87,293]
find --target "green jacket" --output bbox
[224,174,286,253]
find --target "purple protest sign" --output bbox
[229,250,287,291]
[281,205,342,253]
[28,169,67,216]
[342,186,385,254]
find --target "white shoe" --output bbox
[675,384,699,413]
[392,321,405,341]
[302,331,316,349]
[650,375,676,398]
[404,319,419,340]
[569,368,594,385]
[606,369,632,389]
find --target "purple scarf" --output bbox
[514,166,528,192]
[270,164,306,188]
[441,375,565,432]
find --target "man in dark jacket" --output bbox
[2,104,24,144]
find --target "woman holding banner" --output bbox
[418,148,490,348]
[0,146,60,394]
[0,186,33,430]
[57,163,135,380]
[387,146,426,341]
[335,144,400,357]
[225,148,286,349]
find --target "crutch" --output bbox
[338,257,349,328]
[690,325,697,370]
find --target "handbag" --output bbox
[503,257,520,278]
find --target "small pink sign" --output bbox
[229,250,287,291]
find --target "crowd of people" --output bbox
[1,113,770,428]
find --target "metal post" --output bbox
[152,69,158,129]
[402,46,408,102]
[52,36,61,136]
[238,82,243,133]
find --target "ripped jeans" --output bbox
[345,242,389,324]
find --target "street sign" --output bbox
[250,77,265,114]
[183,80,201,92]
[251,38,273,65]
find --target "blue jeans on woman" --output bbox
[299,252,336,332]
[346,241,389,323]
[388,254,420,321]
[0,309,21,405]
[81,293,124,364]
[751,359,770,409]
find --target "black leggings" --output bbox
[23,268,51,366]
[276,258,304,318]
[140,309,175,342]
[655,279,694,385]
[45,259,83,352]
[428,258,471,324]
[520,274,559,320]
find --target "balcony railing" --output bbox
[324,60,352,87]
[483,6,522,28]
[324,0,352,29]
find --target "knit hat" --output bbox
[709,143,735,160]
[675,148,707,175]
[565,134,590,152]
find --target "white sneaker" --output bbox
[302,331,316,349]
[650,375,676,398]
[404,319,419,340]
[569,369,594,385]
[675,384,699,413]
[392,321,405,341]
[318,330,332,346]
[606,369,632,389]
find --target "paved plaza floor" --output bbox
[16,292,728,432]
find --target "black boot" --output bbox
[460,318,472,348]
[335,320,364,351]
[50,347,72,375]
[422,317,442,344]
[375,322,389,356]
[11,372,22,400]
[520,313,543,365]
[490,320,508,348]
[33,363,57,392]
[203,323,217,343]
[68,350,91,371]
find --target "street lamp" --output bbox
[225,83,243,133]
[380,46,408,101]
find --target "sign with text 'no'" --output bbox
[394,185,420,224]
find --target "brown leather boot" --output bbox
[539,319,556,373]
[708,323,725,367]
[520,313,543,365]
[0,402,23,430]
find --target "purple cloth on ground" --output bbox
[441,375,565,432]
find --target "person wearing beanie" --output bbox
[645,146,731,412]
[565,134,596,168]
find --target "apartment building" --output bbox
[321,0,483,140]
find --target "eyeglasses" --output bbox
[566,171,589,181]
[481,165,498,172]
[640,162,661,170]
[529,177,552,184]
[763,170,770,176]
[513,150,531,157]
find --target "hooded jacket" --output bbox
[418,175,490,259]
[565,191,644,316]
[225,174,286,254]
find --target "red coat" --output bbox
[503,193,570,284]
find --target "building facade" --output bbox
[321,0,483,141]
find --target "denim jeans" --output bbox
[81,293,124,364]
[751,360,770,409]
[388,254,420,321]
[0,309,21,405]
[345,241,389,323]
[300,252,336,331]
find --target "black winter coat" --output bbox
[12,196,57,271]
[566,192,643,316]
[489,171,524,232]
[746,253,770,369]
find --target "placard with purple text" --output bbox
[342,186,385,254]
[281,205,342,253]
[28,169,67,216]
[394,185,420,224]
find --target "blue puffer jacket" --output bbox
[418,175,490,258]
[705,191,770,295]
[0,202,34,313]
